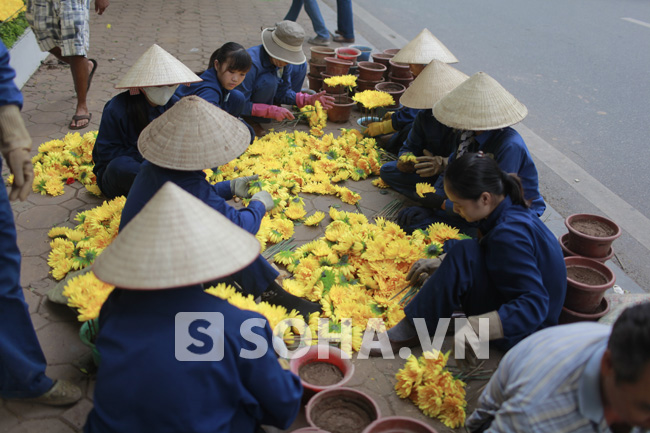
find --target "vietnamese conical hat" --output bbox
[115,44,201,89]
[138,95,250,170]
[433,72,528,130]
[92,182,260,290]
[400,60,468,109]
[391,29,458,65]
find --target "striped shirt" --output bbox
[466,323,649,433]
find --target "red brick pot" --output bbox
[564,256,616,314]
[565,214,621,259]
[326,94,355,123]
[324,57,353,76]
[310,46,336,65]
[358,61,387,81]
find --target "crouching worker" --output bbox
[84,182,303,432]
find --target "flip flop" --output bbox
[69,113,92,130]
[87,59,97,92]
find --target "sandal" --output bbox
[87,59,97,92]
[69,113,92,130]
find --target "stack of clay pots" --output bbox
[307,47,335,92]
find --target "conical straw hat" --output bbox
[433,72,528,130]
[92,182,260,290]
[138,95,250,170]
[115,44,201,89]
[391,29,458,65]
[400,60,468,109]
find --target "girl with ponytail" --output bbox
[373,152,567,359]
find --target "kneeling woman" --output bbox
[382,153,566,352]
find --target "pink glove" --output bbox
[251,103,295,121]
[295,91,336,110]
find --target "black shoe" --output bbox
[261,285,322,319]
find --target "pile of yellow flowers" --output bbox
[299,101,327,136]
[63,271,115,322]
[47,196,125,280]
[352,90,395,110]
[31,131,99,196]
[416,182,436,198]
[323,74,357,91]
[0,0,25,21]
[395,350,467,428]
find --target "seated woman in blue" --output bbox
[85,182,303,433]
[239,21,334,125]
[120,95,321,318]
[92,44,200,199]
[374,153,566,357]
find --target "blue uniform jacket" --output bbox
[239,45,298,115]
[391,106,421,131]
[84,286,303,433]
[398,110,458,158]
[0,43,21,108]
[92,92,178,186]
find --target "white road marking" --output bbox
[621,17,650,29]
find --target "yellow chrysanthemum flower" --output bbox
[415,182,436,198]
[303,211,325,226]
[352,90,395,109]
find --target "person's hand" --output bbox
[383,111,393,121]
[296,91,335,110]
[0,104,33,201]
[251,103,295,121]
[396,160,416,173]
[230,175,258,199]
[251,190,275,211]
[6,148,33,201]
[414,149,447,177]
[95,0,109,15]
[406,256,445,286]
[396,206,432,228]
[363,119,395,137]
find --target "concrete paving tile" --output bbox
[16,205,70,229]
[29,278,57,297]
[27,192,75,206]
[38,298,78,323]
[23,288,41,314]
[75,189,104,205]
[38,322,88,364]
[10,199,35,214]
[31,313,51,331]
[44,364,89,397]
[20,256,50,288]
[4,397,67,420]
[16,228,51,256]
[61,399,93,431]
[6,418,76,433]
[60,199,85,211]
[30,110,70,125]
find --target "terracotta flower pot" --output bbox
[565,214,621,259]
[362,416,438,433]
[383,48,400,56]
[307,387,381,433]
[320,72,347,94]
[559,297,610,324]
[564,256,616,314]
[290,345,355,394]
[389,59,413,79]
[350,45,372,62]
[336,47,362,65]
[357,61,387,81]
[356,76,384,91]
[371,53,393,79]
[293,428,327,433]
[559,233,614,263]
[375,81,406,108]
[309,61,327,77]
[324,57,353,76]
[307,74,324,92]
[326,95,356,123]
[388,73,414,89]
[310,46,336,65]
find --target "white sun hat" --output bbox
[92,182,260,290]
[391,29,459,65]
[261,20,307,65]
[400,60,468,109]
[433,71,528,131]
[137,95,250,170]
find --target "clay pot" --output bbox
[293,428,327,433]
[310,46,336,65]
[336,47,362,65]
[307,74,324,92]
[559,297,610,324]
[326,94,355,123]
[350,45,372,62]
[324,57,353,76]
[375,81,406,108]
[320,72,347,94]
[309,61,326,77]
[357,61,387,81]
[388,73,414,88]
[389,59,413,79]
[559,233,614,263]
[565,214,621,259]
[383,48,400,56]
[290,345,355,398]
[362,416,438,433]
[564,256,616,314]
[371,53,394,79]
[306,387,381,433]
[356,76,384,91]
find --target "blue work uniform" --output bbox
[405,196,566,350]
[92,92,178,199]
[120,161,279,297]
[0,42,53,398]
[176,68,255,142]
[380,107,422,154]
[239,45,306,116]
[84,286,303,433]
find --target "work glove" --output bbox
[230,175,258,199]
[414,149,447,177]
[405,255,446,286]
[295,91,335,110]
[419,193,446,210]
[396,160,416,174]
[251,190,275,212]
[396,206,432,228]
[251,103,295,121]
[453,310,503,371]
[0,105,33,201]
[383,111,393,121]
[364,119,395,137]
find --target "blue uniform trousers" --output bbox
[99,155,142,199]
[379,161,440,201]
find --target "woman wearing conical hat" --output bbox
[84,183,303,432]
[92,44,201,199]
[119,95,321,319]
[394,72,546,235]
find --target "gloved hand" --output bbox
[251,190,275,212]
[251,103,295,121]
[396,160,416,174]
[414,149,447,177]
[453,311,503,371]
[0,104,33,201]
[405,255,446,286]
[397,206,432,228]
[230,175,259,198]
[364,119,395,137]
[295,91,335,110]
[419,193,446,210]
[383,111,393,121]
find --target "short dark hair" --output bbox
[207,42,252,74]
[608,302,650,383]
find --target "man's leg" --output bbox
[48,47,94,129]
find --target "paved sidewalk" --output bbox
[1,0,642,432]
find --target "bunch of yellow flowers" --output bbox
[352,90,395,110]
[299,101,327,136]
[0,0,25,21]
[63,271,115,322]
[323,74,357,91]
